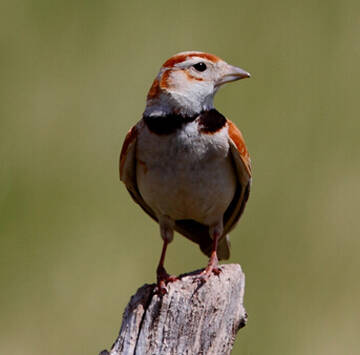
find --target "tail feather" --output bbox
[200,234,230,261]
[174,219,230,260]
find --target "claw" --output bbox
[196,265,222,284]
[155,280,168,295]
[155,265,178,295]
[194,249,222,284]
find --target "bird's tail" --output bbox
[218,234,231,260]
[174,220,231,260]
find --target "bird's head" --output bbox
[144,51,250,117]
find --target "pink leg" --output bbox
[155,219,178,295]
[197,224,223,283]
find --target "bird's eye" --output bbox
[193,62,207,72]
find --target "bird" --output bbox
[119,51,252,294]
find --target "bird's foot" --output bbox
[196,265,221,284]
[195,254,222,284]
[155,266,178,295]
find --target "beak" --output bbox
[215,65,251,87]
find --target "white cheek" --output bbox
[169,74,215,114]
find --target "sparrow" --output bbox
[119,51,252,294]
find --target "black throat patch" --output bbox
[198,109,226,134]
[143,113,197,135]
[143,109,226,135]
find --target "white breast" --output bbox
[136,121,236,226]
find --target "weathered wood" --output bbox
[101,264,247,355]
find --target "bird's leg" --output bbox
[156,239,177,291]
[155,216,177,295]
[198,223,223,283]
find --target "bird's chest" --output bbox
[136,121,236,223]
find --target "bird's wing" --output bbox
[119,122,158,223]
[223,119,252,236]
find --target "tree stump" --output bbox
[100,264,247,355]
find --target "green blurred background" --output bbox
[1,0,359,354]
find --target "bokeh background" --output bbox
[1,0,359,354]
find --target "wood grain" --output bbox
[100,264,247,355]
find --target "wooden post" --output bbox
[100,264,247,355]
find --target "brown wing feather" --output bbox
[119,122,158,223]
[222,120,252,236]
[120,125,138,180]
[227,120,252,176]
